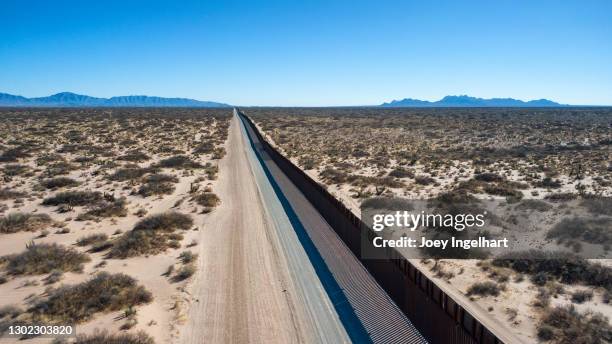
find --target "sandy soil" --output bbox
[0,111,228,343]
[178,115,320,344]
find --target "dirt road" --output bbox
[179,114,349,344]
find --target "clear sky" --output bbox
[1,0,611,106]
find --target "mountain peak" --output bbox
[0,92,230,108]
[381,95,566,107]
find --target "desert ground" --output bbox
[248,107,612,344]
[0,108,230,343]
[0,108,355,344]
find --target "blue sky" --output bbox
[1,0,611,106]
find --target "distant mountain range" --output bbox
[0,92,231,107]
[380,95,566,107]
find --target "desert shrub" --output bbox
[388,167,414,179]
[571,289,593,304]
[0,148,29,162]
[545,193,577,202]
[76,233,108,247]
[36,153,64,166]
[44,270,63,285]
[29,272,152,323]
[474,172,504,182]
[41,177,79,189]
[173,264,196,282]
[538,305,611,344]
[44,161,76,177]
[157,155,202,169]
[0,213,53,234]
[203,163,219,179]
[193,142,215,154]
[466,281,502,297]
[515,199,553,212]
[535,176,562,188]
[3,242,90,275]
[581,196,612,216]
[0,305,22,319]
[192,192,220,207]
[483,184,523,200]
[414,175,435,185]
[0,188,25,200]
[108,212,193,258]
[137,174,178,197]
[3,164,30,176]
[108,167,158,181]
[531,271,549,286]
[547,217,611,247]
[79,198,128,219]
[72,330,154,344]
[117,150,150,162]
[319,168,350,184]
[492,250,612,289]
[178,251,197,264]
[361,197,414,211]
[537,325,555,341]
[212,147,226,159]
[42,191,103,206]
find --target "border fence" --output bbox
[238,109,507,344]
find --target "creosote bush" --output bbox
[466,281,502,297]
[538,305,611,343]
[76,233,108,247]
[42,191,103,206]
[157,155,202,169]
[30,272,152,323]
[70,330,155,344]
[192,192,220,207]
[0,213,53,234]
[2,242,90,275]
[41,177,79,189]
[109,212,193,258]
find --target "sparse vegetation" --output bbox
[109,212,193,258]
[2,242,90,275]
[0,213,53,234]
[72,330,154,344]
[42,191,103,206]
[29,272,152,323]
[537,305,611,343]
[41,177,79,189]
[466,281,502,297]
[192,192,220,207]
